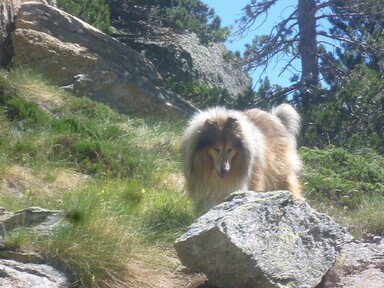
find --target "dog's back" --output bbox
[246,104,300,141]
[245,104,302,199]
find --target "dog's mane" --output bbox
[182,104,303,212]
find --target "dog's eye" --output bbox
[227,149,232,153]
[214,148,220,153]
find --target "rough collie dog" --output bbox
[182,104,303,211]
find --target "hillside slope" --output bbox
[0,68,198,287]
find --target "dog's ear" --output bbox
[225,117,238,128]
[205,119,218,128]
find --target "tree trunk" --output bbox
[298,0,319,108]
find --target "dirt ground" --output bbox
[125,257,214,288]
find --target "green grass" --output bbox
[0,68,193,287]
[300,146,384,206]
[1,68,384,286]
[300,146,384,237]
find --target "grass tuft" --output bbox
[139,187,194,242]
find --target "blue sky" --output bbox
[202,0,299,88]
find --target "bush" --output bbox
[57,0,112,34]
[128,0,229,44]
[165,79,231,108]
[300,146,384,208]
[301,65,384,153]
[300,146,384,237]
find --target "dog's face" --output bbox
[206,141,239,178]
[196,116,243,179]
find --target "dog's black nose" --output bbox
[220,167,229,174]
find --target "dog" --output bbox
[182,104,303,211]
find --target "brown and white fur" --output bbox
[182,104,303,211]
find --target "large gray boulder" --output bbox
[11,2,196,118]
[174,191,352,288]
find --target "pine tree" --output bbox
[57,0,112,34]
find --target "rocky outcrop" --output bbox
[174,191,352,288]
[0,207,69,287]
[322,236,384,288]
[0,207,66,240]
[108,1,250,99]
[0,0,55,67]
[11,2,196,118]
[0,259,68,288]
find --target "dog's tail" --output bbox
[272,104,301,137]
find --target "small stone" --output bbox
[176,264,192,274]
[372,236,382,244]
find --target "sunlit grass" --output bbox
[0,68,193,286]
[300,146,384,237]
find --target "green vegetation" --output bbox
[165,79,231,108]
[300,146,384,207]
[303,65,383,152]
[300,146,384,238]
[134,0,230,43]
[162,0,230,43]
[57,0,112,34]
[57,0,229,43]
[229,0,384,154]
[1,68,383,286]
[0,68,193,287]
[164,79,258,110]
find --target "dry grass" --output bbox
[10,69,67,114]
[0,165,89,209]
